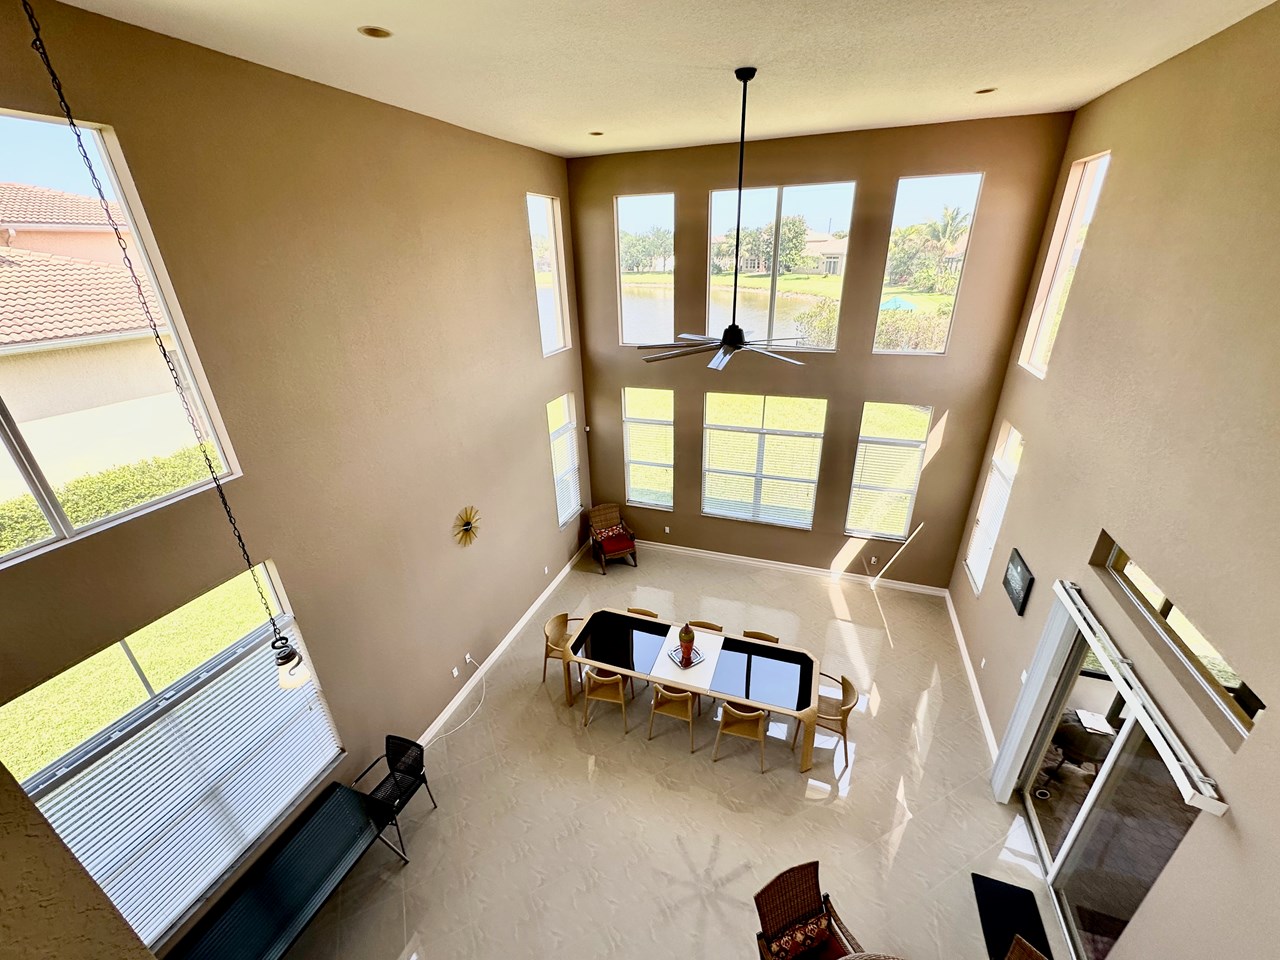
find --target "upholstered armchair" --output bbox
[587,503,637,574]
[753,861,863,960]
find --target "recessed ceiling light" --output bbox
[588,131,604,136]
[975,87,997,95]
[357,25,392,38]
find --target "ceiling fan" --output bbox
[638,67,804,370]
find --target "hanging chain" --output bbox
[22,0,289,653]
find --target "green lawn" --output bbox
[621,272,847,298]
[879,285,953,310]
[0,568,274,782]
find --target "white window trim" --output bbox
[701,415,825,531]
[871,172,985,358]
[0,114,238,570]
[615,193,676,346]
[845,429,929,541]
[528,192,573,358]
[704,181,854,352]
[621,390,674,511]
[1018,152,1110,378]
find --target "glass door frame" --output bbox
[991,579,1228,959]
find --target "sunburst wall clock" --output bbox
[453,506,480,546]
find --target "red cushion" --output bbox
[767,914,831,960]
[600,534,634,554]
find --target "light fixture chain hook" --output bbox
[21,0,287,650]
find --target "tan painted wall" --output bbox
[0,762,153,960]
[947,3,1280,957]
[0,0,584,949]
[567,115,1071,587]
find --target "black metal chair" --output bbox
[351,735,437,861]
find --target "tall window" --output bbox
[963,424,1024,591]
[845,402,932,539]
[546,393,581,525]
[873,173,983,354]
[1020,153,1110,376]
[707,182,855,350]
[0,566,341,946]
[525,193,570,356]
[1104,540,1264,734]
[616,194,675,345]
[702,393,827,529]
[622,387,674,509]
[0,112,232,565]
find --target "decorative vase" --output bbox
[679,623,695,667]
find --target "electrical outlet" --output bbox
[466,653,475,665]
[1021,670,1028,684]
[870,556,879,565]
[664,526,670,534]
[452,666,460,679]
[544,565,549,575]
[980,658,986,670]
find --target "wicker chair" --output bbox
[753,861,862,960]
[791,672,859,766]
[588,503,637,574]
[542,613,583,684]
[351,735,437,861]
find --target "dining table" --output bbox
[563,608,822,772]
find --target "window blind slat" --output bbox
[35,625,340,945]
[964,464,1013,590]
[547,396,582,525]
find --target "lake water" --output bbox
[620,285,819,345]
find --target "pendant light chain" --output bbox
[22,0,290,657]
[729,73,750,331]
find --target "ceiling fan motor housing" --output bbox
[722,324,746,348]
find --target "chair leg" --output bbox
[688,717,695,753]
[422,775,437,809]
[542,653,548,683]
[631,551,638,567]
[713,727,723,762]
[759,736,766,774]
[620,695,628,734]
[842,721,849,767]
[790,720,800,751]
[583,694,591,728]
[376,816,410,864]
[647,697,657,740]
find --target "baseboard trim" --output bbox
[418,543,588,746]
[945,590,999,761]
[634,539,948,597]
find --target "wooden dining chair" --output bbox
[627,607,658,617]
[743,630,779,643]
[791,672,859,765]
[542,613,584,684]
[648,683,701,752]
[688,620,722,632]
[714,702,769,773]
[582,669,628,732]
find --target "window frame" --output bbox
[621,387,674,511]
[0,113,238,570]
[844,403,933,541]
[546,392,582,527]
[614,192,676,346]
[871,172,985,358]
[963,424,1023,593]
[701,393,827,530]
[525,192,572,357]
[704,181,855,352]
[1105,543,1259,736]
[1019,152,1111,378]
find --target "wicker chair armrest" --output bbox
[351,755,387,788]
[755,932,771,960]
[822,894,863,953]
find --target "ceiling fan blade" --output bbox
[637,342,697,349]
[707,345,736,370]
[678,333,719,342]
[643,344,723,362]
[745,336,805,344]
[744,345,805,366]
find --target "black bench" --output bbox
[167,782,395,960]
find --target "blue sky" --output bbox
[0,114,118,199]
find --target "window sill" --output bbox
[871,348,948,357]
[844,529,907,543]
[627,501,674,512]
[1018,360,1048,380]
[962,560,985,596]
[541,345,573,359]
[0,471,240,572]
[702,509,813,532]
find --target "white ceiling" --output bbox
[65,0,1271,157]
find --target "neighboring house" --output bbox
[0,184,191,502]
[710,228,849,276]
[942,231,969,274]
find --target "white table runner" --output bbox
[646,626,724,691]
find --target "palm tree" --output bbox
[924,206,971,248]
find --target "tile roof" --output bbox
[0,247,164,347]
[0,182,125,227]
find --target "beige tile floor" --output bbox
[285,548,1069,960]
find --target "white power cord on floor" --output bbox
[425,654,485,748]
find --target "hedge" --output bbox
[0,444,221,555]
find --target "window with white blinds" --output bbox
[846,402,932,540]
[546,393,582,526]
[0,568,341,947]
[622,387,674,509]
[702,393,827,529]
[964,425,1024,591]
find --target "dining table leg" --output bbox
[798,715,817,773]
[563,658,576,707]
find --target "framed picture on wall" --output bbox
[1003,548,1034,616]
